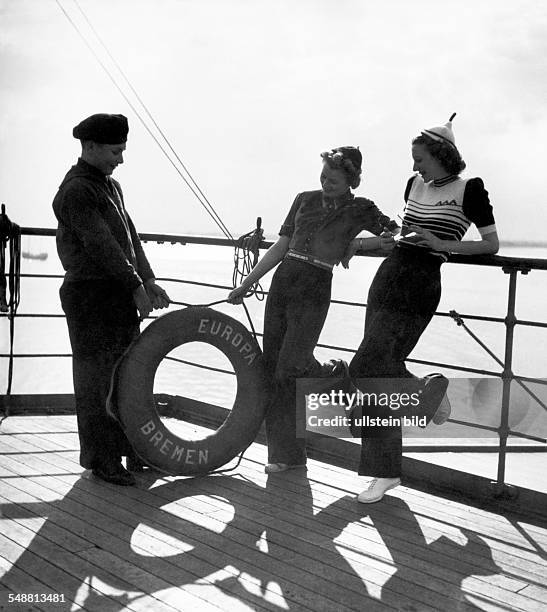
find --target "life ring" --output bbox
[113,306,266,475]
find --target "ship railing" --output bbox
[2,227,547,496]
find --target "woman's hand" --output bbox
[407,225,445,251]
[227,285,248,304]
[342,233,395,268]
[377,231,396,252]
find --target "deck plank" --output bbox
[29,414,547,545]
[0,454,390,612]
[1,414,546,612]
[2,422,467,610]
[0,554,83,612]
[0,471,274,612]
[0,433,364,611]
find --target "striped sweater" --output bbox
[399,175,496,260]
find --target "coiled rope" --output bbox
[0,204,21,422]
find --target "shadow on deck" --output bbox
[0,415,546,611]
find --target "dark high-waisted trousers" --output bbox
[262,259,332,464]
[349,247,442,478]
[60,279,139,470]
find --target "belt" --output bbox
[286,250,334,271]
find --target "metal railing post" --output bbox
[495,265,529,497]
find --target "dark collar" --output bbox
[322,190,354,209]
[433,175,459,187]
[77,157,108,181]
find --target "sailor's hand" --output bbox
[227,285,247,304]
[133,284,153,320]
[407,225,444,250]
[145,279,170,309]
[341,240,359,269]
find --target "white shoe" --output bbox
[432,393,452,425]
[357,477,401,503]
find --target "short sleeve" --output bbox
[354,198,398,236]
[462,178,495,229]
[279,193,303,237]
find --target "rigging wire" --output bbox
[55,0,234,242]
[71,0,234,243]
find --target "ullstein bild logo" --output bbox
[307,413,427,429]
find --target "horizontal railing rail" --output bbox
[17,226,547,271]
[2,227,547,495]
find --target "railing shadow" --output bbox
[1,468,512,611]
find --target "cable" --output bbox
[55,0,234,241]
[70,0,232,242]
[56,1,269,305]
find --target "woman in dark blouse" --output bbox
[228,147,397,473]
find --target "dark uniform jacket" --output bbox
[52,158,154,291]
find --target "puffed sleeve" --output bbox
[279,193,303,237]
[355,198,398,236]
[403,176,416,203]
[462,178,496,231]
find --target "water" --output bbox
[3,236,547,438]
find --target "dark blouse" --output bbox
[279,190,397,265]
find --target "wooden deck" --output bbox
[0,415,546,612]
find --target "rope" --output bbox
[55,0,234,242]
[169,298,227,309]
[0,204,21,423]
[204,447,247,475]
[449,310,503,367]
[232,218,265,304]
[208,296,261,473]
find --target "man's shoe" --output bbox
[126,454,149,472]
[321,359,351,395]
[326,359,349,378]
[357,477,401,503]
[432,393,452,425]
[418,374,449,424]
[264,463,307,474]
[92,463,136,486]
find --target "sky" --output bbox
[1,0,546,241]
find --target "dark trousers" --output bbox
[60,279,139,469]
[263,260,332,464]
[349,248,442,478]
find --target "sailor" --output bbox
[52,113,170,485]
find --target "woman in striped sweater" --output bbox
[344,115,499,503]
